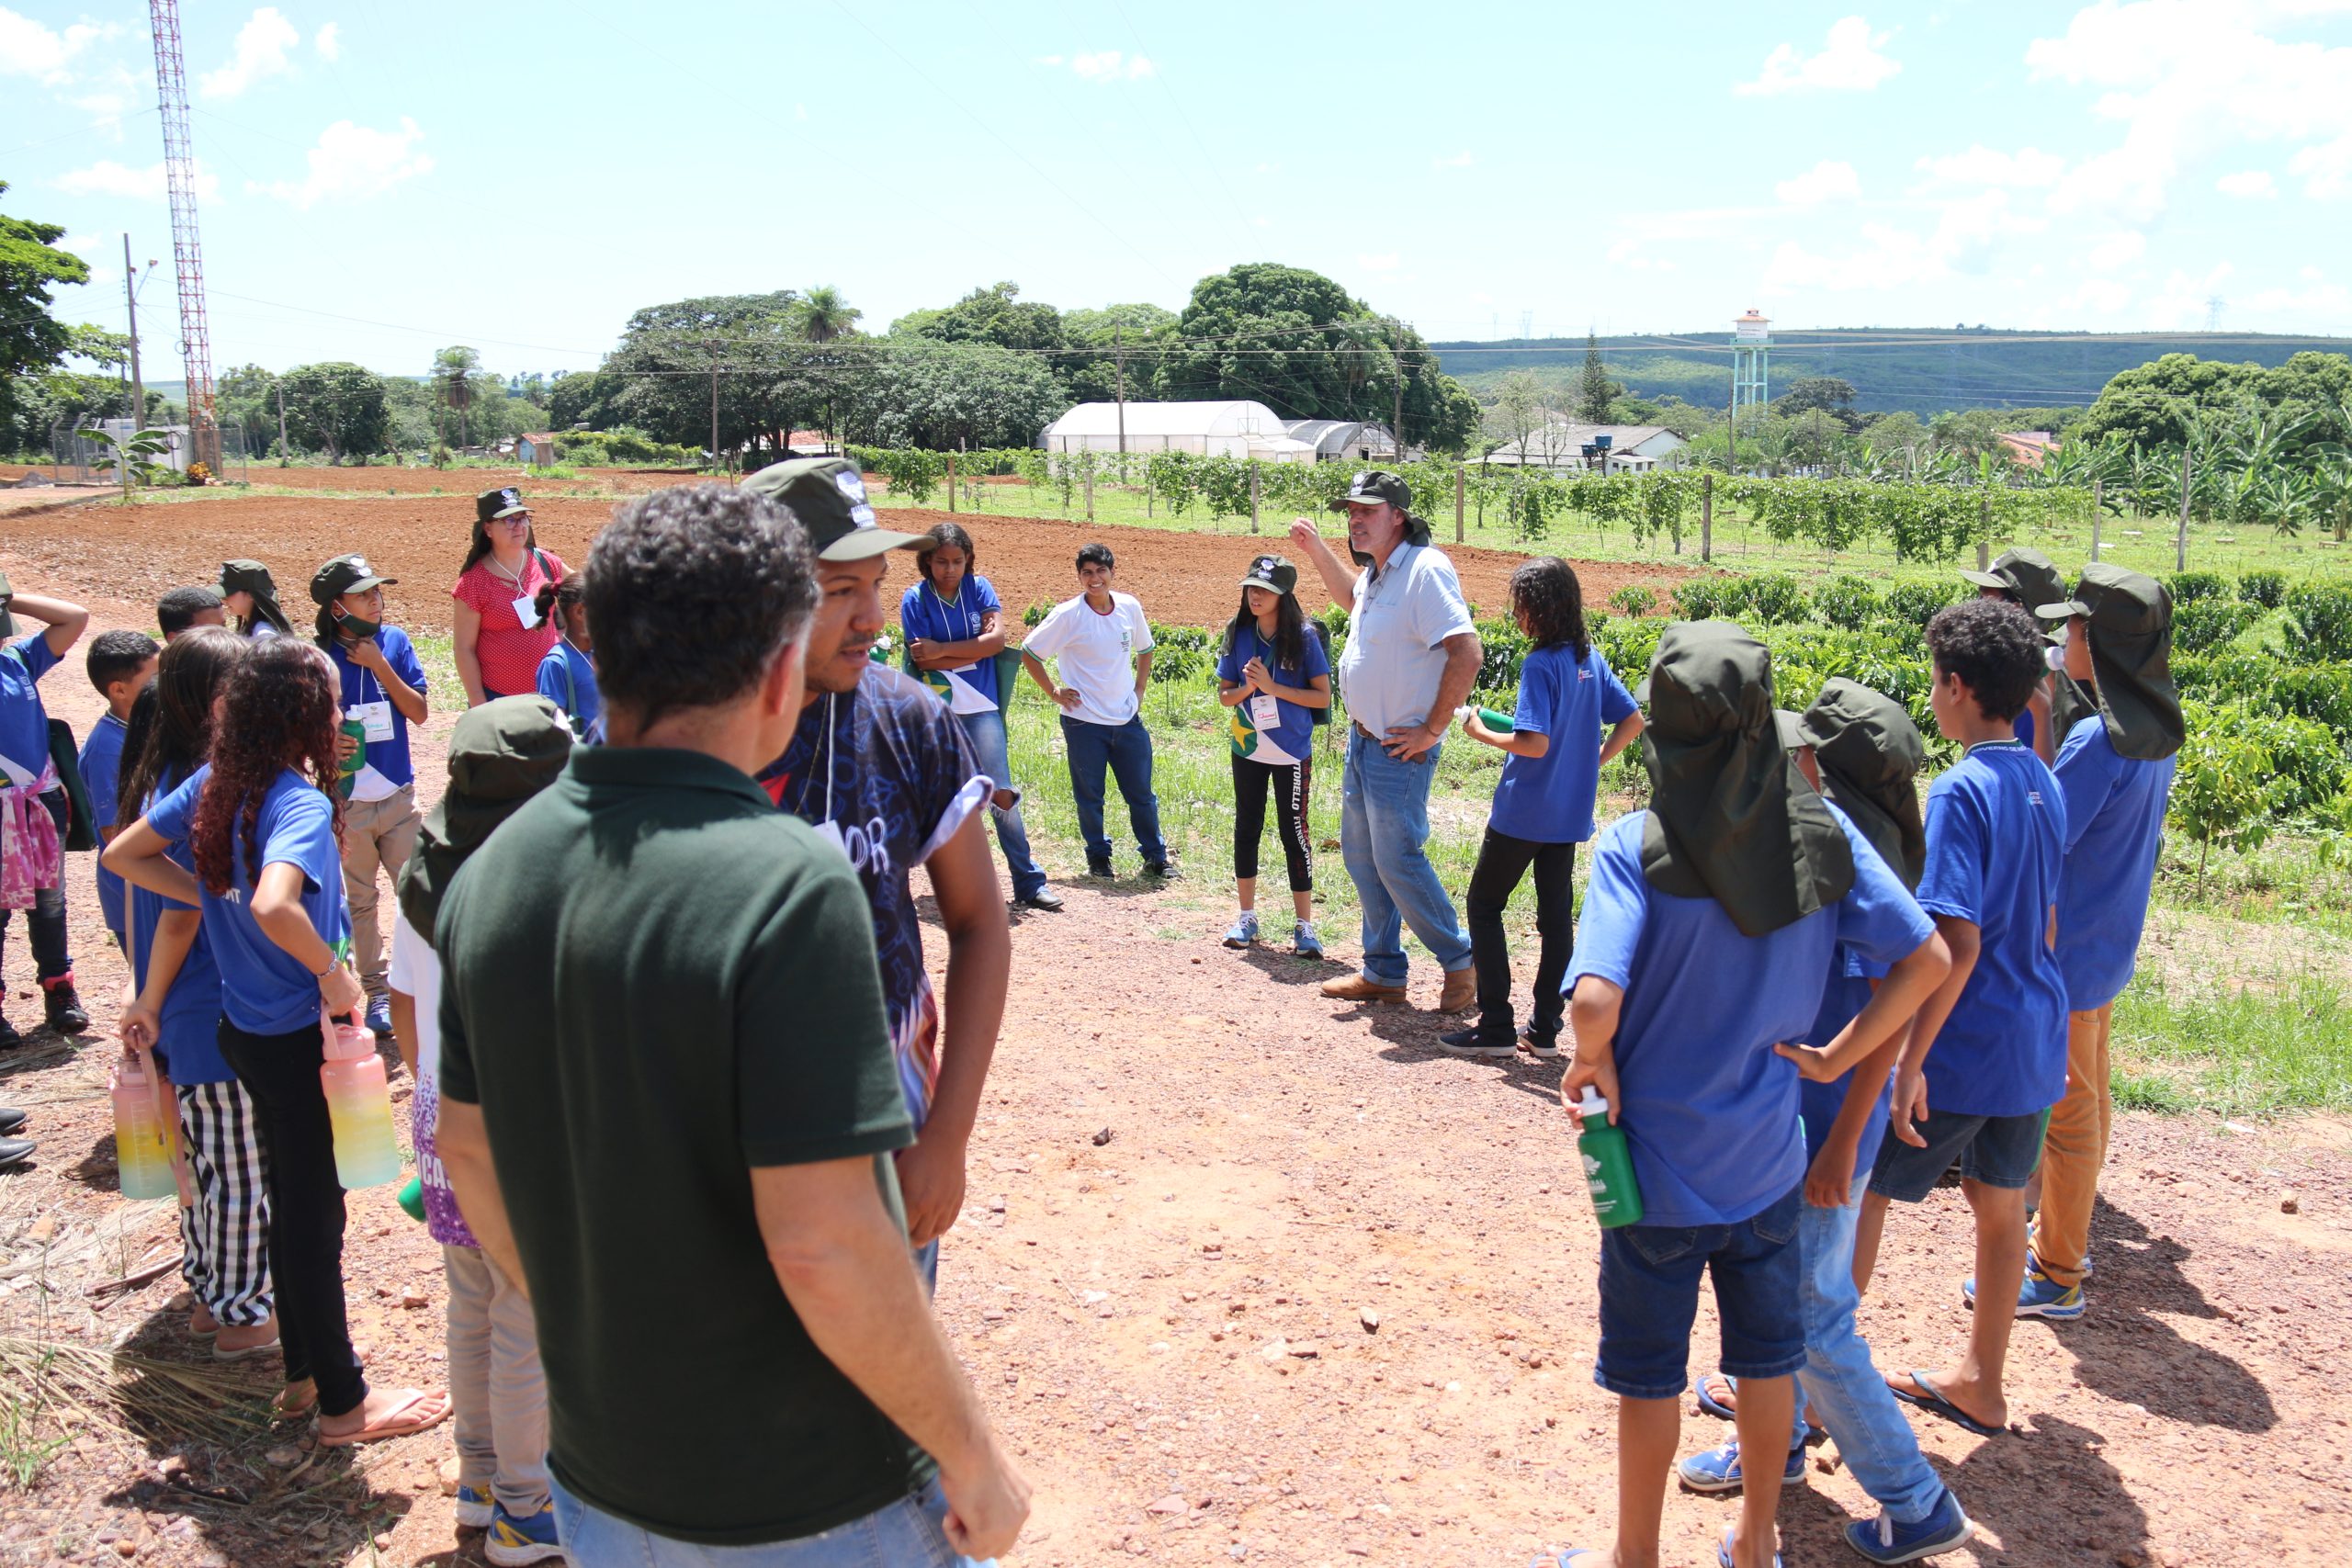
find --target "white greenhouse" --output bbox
[1039,400,1315,461]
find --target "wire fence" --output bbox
[46,422,251,487]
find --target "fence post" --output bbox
[945,452,956,513]
[2176,447,2192,571]
[1977,493,1991,573]
[1454,466,1465,543]
[1250,464,1261,535]
[1084,465,1095,522]
[1701,473,1713,563]
[2090,479,2103,562]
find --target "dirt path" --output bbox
[0,541,2345,1568]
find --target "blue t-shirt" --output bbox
[78,712,129,935]
[536,639,601,739]
[1570,807,1933,1227]
[324,629,427,790]
[147,765,352,1036]
[1488,643,1638,844]
[2052,717,2177,1010]
[899,577,1005,708]
[0,634,61,781]
[129,765,233,1084]
[1798,958,1894,1175]
[1215,623,1331,766]
[1915,740,2070,1117]
[2012,709,2035,750]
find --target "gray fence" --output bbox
[48,421,251,486]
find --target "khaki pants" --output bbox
[445,1244,550,1518]
[340,785,421,999]
[2034,1004,2113,1288]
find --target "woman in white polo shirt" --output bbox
[1020,543,1170,879]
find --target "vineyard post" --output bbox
[946,452,956,513]
[1250,464,1261,535]
[2176,446,2191,571]
[1701,473,1713,562]
[1114,326,1127,456]
[1084,463,1095,522]
[1977,494,1991,573]
[1454,466,1465,544]
[2090,479,2103,562]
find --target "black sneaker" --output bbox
[41,984,88,1035]
[0,1015,20,1052]
[1437,1028,1516,1058]
[1087,857,1114,878]
[1519,1027,1563,1059]
[1143,861,1177,880]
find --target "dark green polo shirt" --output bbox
[436,746,927,1544]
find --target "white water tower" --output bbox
[1731,309,1771,423]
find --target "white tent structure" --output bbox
[1040,400,1314,461]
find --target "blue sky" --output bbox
[6,1,2350,383]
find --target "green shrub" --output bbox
[2172,700,2280,878]
[2267,666,2352,745]
[2237,705,2348,818]
[1474,615,1531,692]
[1595,615,1666,680]
[1148,623,1213,683]
[1885,580,1961,628]
[2236,570,2287,608]
[2168,570,2228,604]
[1737,571,1808,626]
[1674,579,1736,620]
[2173,598,2261,654]
[1813,574,1881,630]
[1609,584,1658,618]
[1022,598,1053,628]
[2284,582,2352,662]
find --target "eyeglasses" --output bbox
[493,516,531,529]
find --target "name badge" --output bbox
[513,594,542,630]
[809,818,853,867]
[1249,693,1282,731]
[348,700,394,743]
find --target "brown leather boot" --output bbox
[1436,967,1476,1013]
[1320,973,1408,1004]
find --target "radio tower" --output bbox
[148,0,221,469]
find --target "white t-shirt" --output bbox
[1023,592,1155,727]
[387,912,441,1096]
[1336,542,1476,737]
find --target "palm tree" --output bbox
[433,345,482,451]
[798,287,861,344]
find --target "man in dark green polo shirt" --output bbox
[435,484,1030,1563]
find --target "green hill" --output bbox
[1431,328,2352,417]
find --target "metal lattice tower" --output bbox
[149,0,221,468]
[1730,308,1771,428]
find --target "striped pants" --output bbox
[175,1080,273,1327]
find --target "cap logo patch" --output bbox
[350,557,371,576]
[500,490,519,507]
[849,503,876,528]
[833,471,869,502]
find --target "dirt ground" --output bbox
[0,521,2346,1568]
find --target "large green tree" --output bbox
[841,341,1068,449]
[604,292,816,459]
[0,183,92,433]
[897,281,1066,354]
[278,362,390,463]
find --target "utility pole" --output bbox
[2090,479,2103,562]
[275,382,288,466]
[1114,325,1127,457]
[708,339,722,476]
[1725,362,1737,476]
[1391,321,1406,462]
[120,233,142,499]
[2176,446,2192,571]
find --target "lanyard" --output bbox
[926,583,978,642]
[792,693,839,824]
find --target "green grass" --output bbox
[2111,973,2352,1115]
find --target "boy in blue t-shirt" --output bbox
[78,630,160,948]
[0,579,92,1044]
[1562,624,1948,1568]
[2025,565,2181,1318]
[1850,599,2068,1441]
[1446,558,1642,1058]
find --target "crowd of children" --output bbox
[0,466,2188,1564]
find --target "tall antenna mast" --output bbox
[149,0,220,469]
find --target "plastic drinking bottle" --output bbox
[112,1052,177,1201]
[335,716,368,800]
[1575,1088,1644,1228]
[1457,705,1517,733]
[396,1174,426,1223]
[319,1006,402,1190]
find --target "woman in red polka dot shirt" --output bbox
[450,489,568,705]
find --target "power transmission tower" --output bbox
[2204,296,2224,333]
[148,0,221,470]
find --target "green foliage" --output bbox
[1674,579,1737,620]
[2172,701,2281,876]
[277,362,390,462]
[2167,569,2228,604]
[1734,571,1807,626]
[1813,574,1881,630]
[1472,616,1532,694]
[0,181,94,436]
[1022,598,1053,628]
[1608,584,1658,617]
[2236,706,2348,818]
[2283,582,2352,662]
[2172,597,2260,653]
[1884,580,1962,628]
[550,427,697,467]
[1594,615,1666,681]
[2266,666,2352,744]
[2235,570,2288,608]
[1147,624,1213,683]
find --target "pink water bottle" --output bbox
[112,1052,177,1201]
[319,1007,401,1190]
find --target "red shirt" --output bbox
[452,548,568,697]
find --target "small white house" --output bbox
[517,432,560,468]
[1040,400,1313,461]
[1483,422,1687,471]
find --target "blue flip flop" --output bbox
[1547,1552,1602,1567]
[1886,1369,2004,1438]
[1717,1525,1782,1567]
[1694,1371,1739,1420]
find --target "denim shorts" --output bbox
[550,1472,980,1567]
[1869,1108,2048,1202]
[1593,1182,1806,1400]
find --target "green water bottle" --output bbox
[1576,1089,1644,1228]
[1459,705,1517,733]
[396,1174,426,1223]
[335,716,367,800]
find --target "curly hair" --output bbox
[190,638,344,897]
[119,626,246,828]
[1510,557,1589,658]
[1926,598,2045,721]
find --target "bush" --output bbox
[2284,582,2352,663]
[1609,584,1658,618]
[2236,570,2288,609]
[2168,570,2228,604]
[2172,598,2260,654]
[2267,666,2352,745]
[1595,615,1666,682]
[1022,598,1054,628]
[1148,624,1213,683]
[2236,705,2348,819]
[1884,580,1961,628]
[1474,615,1531,692]
[1674,579,1736,620]
[1813,574,1881,631]
[1736,571,1808,626]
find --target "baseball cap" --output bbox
[311,552,399,605]
[1239,553,1297,595]
[1962,547,2068,615]
[739,457,926,560]
[476,487,529,524]
[217,559,277,598]
[1327,469,1413,513]
[2035,560,2167,627]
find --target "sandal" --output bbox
[1886,1369,2004,1438]
[318,1389,451,1448]
[270,1383,318,1422]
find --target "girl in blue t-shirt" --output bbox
[114,627,278,1357]
[1215,555,1331,957]
[1447,558,1643,1058]
[532,576,600,741]
[108,638,449,1446]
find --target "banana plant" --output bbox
[87,425,175,488]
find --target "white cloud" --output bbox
[314,21,339,61]
[255,118,432,209]
[2073,278,2134,313]
[1066,49,1153,81]
[2245,276,2352,314]
[53,159,222,202]
[1355,253,1400,273]
[1762,188,2043,291]
[199,6,300,98]
[1431,151,1475,169]
[2217,167,2278,197]
[2143,262,2234,328]
[2086,230,2147,270]
[794,102,808,121]
[2288,135,2352,198]
[1035,53,1063,65]
[1914,144,2066,187]
[1775,159,1860,206]
[0,7,116,83]
[1736,17,1900,96]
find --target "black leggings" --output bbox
[1464,829,1577,1043]
[1231,754,1313,893]
[217,1015,368,1417]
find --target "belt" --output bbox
[1351,720,1433,761]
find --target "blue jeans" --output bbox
[1338,729,1471,986]
[1793,1177,1950,1524]
[956,708,1045,899]
[550,1473,991,1568]
[1059,716,1165,865]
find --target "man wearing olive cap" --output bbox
[1290,471,1481,1010]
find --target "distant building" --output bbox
[517,432,559,467]
[1040,400,1316,461]
[1482,422,1687,471]
[788,429,833,456]
[1999,430,2059,468]
[1280,420,1399,463]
